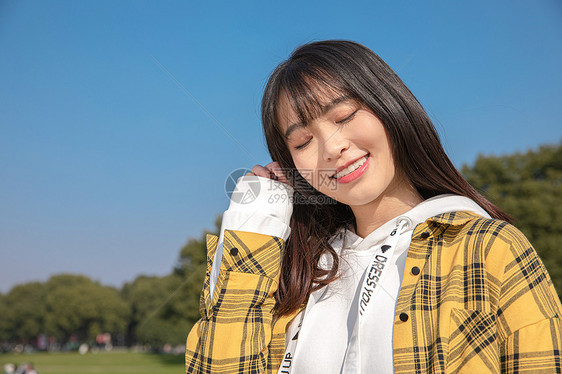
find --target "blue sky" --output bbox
[1,1,561,293]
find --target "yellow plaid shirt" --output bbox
[185,211,562,373]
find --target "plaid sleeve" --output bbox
[185,229,286,374]
[496,223,562,373]
[394,213,562,373]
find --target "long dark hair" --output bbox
[261,39,511,316]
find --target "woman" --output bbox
[185,40,562,373]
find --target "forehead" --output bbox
[276,87,351,133]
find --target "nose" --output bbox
[319,124,350,162]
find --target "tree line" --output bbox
[462,141,562,298]
[0,214,220,350]
[1,141,560,350]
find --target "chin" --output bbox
[332,192,382,207]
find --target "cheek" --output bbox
[291,153,309,174]
[382,140,396,172]
[291,158,318,188]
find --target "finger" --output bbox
[250,165,272,178]
[266,163,290,184]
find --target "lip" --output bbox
[331,153,370,178]
[333,155,370,184]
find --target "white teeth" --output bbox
[334,155,368,179]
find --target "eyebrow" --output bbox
[283,95,352,140]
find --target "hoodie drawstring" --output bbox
[341,217,411,374]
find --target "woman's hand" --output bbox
[245,161,291,186]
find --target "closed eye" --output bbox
[294,109,359,150]
[295,138,311,150]
[336,109,359,125]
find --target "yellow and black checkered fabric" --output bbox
[185,229,296,373]
[185,212,562,373]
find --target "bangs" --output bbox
[275,62,356,134]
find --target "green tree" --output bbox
[123,275,183,346]
[0,293,7,342]
[174,214,221,321]
[0,282,45,343]
[122,215,222,347]
[462,141,562,297]
[43,274,130,342]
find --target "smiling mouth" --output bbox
[331,154,370,179]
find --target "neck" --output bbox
[350,182,423,239]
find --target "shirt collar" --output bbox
[426,210,485,226]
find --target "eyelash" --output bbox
[294,109,358,150]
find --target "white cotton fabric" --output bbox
[209,175,293,301]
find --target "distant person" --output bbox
[95,333,104,348]
[14,363,36,374]
[185,40,562,373]
[24,364,37,374]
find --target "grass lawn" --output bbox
[0,351,185,374]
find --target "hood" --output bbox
[329,194,491,252]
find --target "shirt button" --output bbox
[399,312,409,322]
[420,232,430,239]
[411,266,420,276]
[230,247,239,256]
